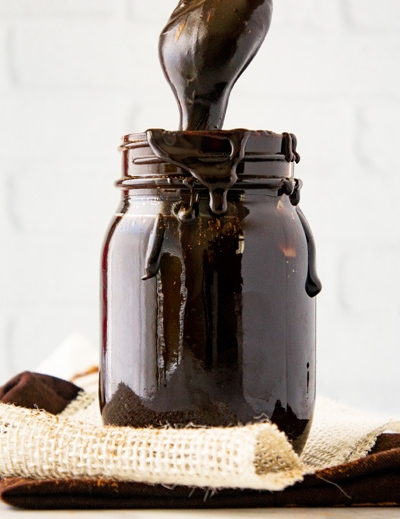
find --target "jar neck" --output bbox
[119,129,300,215]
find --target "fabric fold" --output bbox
[0,402,305,490]
[0,371,81,415]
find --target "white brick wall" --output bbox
[0,0,124,17]
[342,0,400,30]
[0,0,399,418]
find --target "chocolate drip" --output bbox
[142,213,166,280]
[282,132,300,163]
[159,0,273,130]
[296,207,322,298]
[285,179,321,298]
[147,128,250,215]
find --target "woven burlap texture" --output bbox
[0,402,303,490]
[1,385,400,490]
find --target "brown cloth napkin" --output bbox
[0,371,81,414]
[0,372,399,509]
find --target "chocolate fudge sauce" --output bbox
[147,129,250,215]
[159,0,273,130]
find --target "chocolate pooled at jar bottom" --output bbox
[100,130,321,454]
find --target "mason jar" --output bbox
[99,129,321,453]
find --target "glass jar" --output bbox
[99,129,321,453]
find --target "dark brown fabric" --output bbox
[0,371,399,509]
[0,371,81,415]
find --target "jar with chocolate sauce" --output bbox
[99,128,321,453]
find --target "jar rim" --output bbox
[120,129,299,163]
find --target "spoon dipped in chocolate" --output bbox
[159,0,273,131]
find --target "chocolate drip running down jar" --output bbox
[100,128,321,454]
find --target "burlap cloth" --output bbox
[0,370,400,509]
